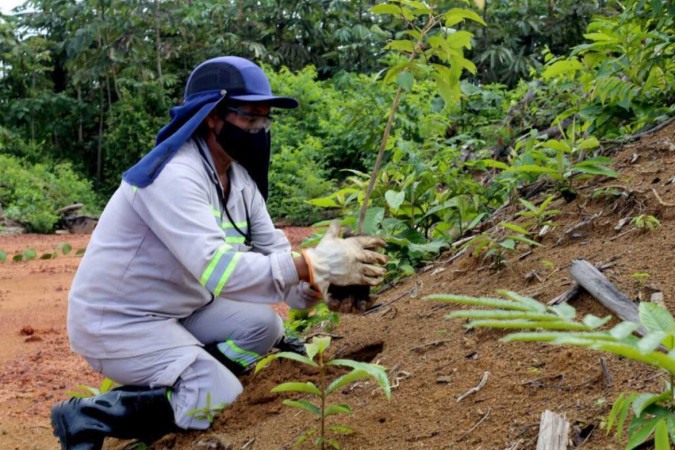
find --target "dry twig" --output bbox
[455,407,492,442]
[457,371,490,402]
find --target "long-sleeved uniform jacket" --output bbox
[68,138,309,359]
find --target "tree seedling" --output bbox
[256,336,391,449]
[67,377,118,398]
[631,214,661,232]
[427,291,675,450]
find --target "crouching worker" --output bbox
[51,56,388,450]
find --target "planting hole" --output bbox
[340,341,384,363]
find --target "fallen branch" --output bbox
[457,371,490,402]
[569,259,648,336]
[547,259,618,306]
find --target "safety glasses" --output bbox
[224,106,275,133]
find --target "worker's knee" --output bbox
[247,306,284,353]
[171,354,243,430]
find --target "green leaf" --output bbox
[470,319,590,331]
[541,139,571,153]
[325,403,352,417]
[294,428,317,447]
[577,137,600,150]
[22,249,36,261]
[637,332,667,354]
[426,294,535,311]
[447,310,560,322]
[654,419,671,450]
[99,377,116,393]
[582,314,612,329]
[396,72,414,91]
[610,321,640,339]
[552,303,577,321]
[0,250,6,262]
[57,242,72,255]
[542,59,584,80]
[75,248,86,256]
[626,417,659,449]
[272,382,321,396]
[362,207,385,235]
[329,425,353,435]
[328,360,391,399]
[326,369,372,395]
[639,302,675,333]
[282,399,321,416]
[505,165,558,175]
[306,197,340,208]
[40,252,57,260]
[444,8,486,27]
[385,190,405,212]
[370,4,405,17]
[500,222,530,235]
[632,392,670,418]
[385,40,415,53]
[500,238,516,250]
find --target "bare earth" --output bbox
[0,122,674,450]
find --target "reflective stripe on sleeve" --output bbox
[200,244,242,296]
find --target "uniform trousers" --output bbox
[83,299,284,429]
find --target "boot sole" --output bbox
[50,402,69,449]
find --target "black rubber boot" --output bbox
[204,343,251,376]
[50,386,176,450]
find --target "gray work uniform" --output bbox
[67,137,315,429]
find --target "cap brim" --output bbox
[228,94,299,109]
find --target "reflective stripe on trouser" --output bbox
[180,299,284,368]
[86,346,242,430]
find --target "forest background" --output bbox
[0,0,673,277]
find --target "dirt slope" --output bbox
[0,122,673,450]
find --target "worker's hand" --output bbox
[302,220,387,306]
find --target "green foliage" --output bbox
[285,303,340,338]
[461,222,540,269]
[255,336,390,449]
[0,154,100,233]
[427,291,675,449]
[186,392,227,424]
[67,377,118,398]
[516,195,561,231]
[631,215,661,232]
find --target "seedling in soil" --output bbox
[631,214,661,232]
[186,392,227,423]
[427,291,675,450]
[12,248,36,262]
[256,336,391,449]
[67,377,118,398]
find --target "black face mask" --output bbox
[215,120,271,199]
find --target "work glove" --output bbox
[284,281,322,311]
[302,220,387,313]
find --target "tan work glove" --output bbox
[302,221,387,312]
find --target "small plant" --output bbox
[461,222,540,269]
[631,215,661,232]
[12,248,36,262]
[0,250,6,262]
[255,336,391,449]
[516,195,561,231]
[186,392,227,423]
[67,377,118,398]
[285,303,340,337]
[426,291,675,449]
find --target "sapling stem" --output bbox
[356,15,437,234]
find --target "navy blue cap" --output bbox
[123,56,298,189]
[185,56,298,108]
